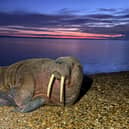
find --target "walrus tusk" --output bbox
[60,76,65,103]
[47,74,65,103]
[47,74,55,98]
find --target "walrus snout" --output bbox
[54,61,71,78]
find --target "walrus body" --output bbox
[0,57,83,112]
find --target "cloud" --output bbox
[114,8,129,15]
[124,31,129,39]
[0,8,129,39]
[0,12,66,27]
[98,8,117,12]
[56,8,81,15]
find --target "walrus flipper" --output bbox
[0,91,16,106]
[11,73,43,113]
[14,97,45,113]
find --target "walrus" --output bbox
[0,56,83,112]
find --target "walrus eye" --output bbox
[55,60,65,64]
[47,73,65,103]
[56,61,62,64]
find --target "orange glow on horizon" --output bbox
[0,26,124,39]
[19,29,123,38]
[0,33,108,39]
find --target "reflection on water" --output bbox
[0,38,129,74]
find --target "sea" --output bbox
[0,37,129,74]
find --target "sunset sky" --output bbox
[0,0,129,39]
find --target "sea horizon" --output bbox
[0,37,129,74]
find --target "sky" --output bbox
[0,0,129,39]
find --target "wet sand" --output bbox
[0,71,129,129]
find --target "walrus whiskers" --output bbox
[47,74,55,98]
[60,76,65,103]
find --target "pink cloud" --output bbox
[0,25,124,39]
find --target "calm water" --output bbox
[0,37,129,74]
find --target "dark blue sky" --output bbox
[0,0,129,13]
[0,0,129,39]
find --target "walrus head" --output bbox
[47,56,83,105]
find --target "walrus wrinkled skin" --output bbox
[0,56,83,112]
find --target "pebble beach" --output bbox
[0,71,129,129]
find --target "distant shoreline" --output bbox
[0,35,126,40]
[89,70,129,76]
